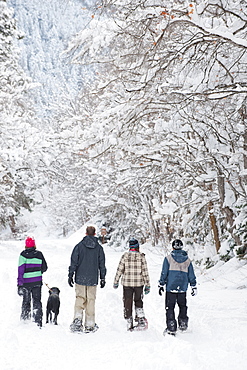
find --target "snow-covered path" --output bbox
[0,237,247,370]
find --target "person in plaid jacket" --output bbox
[113,238,150,331]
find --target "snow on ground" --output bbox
[0,234,247,370]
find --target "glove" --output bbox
[158,285,164,296]
[144,286,150,295]
[17,286,24,296]
[68,275,74,287]
[113,283,118,289]
[191,286,197,296]
[100,279,106,288]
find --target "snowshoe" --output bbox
[163,328,176,337]
[70,318,83,333]
[131,317,148,331]
[84,323,99,333]
[178,324,188,332]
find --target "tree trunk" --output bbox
[243,125,247,185]
[208,200,221,253]
[239,98,247,184]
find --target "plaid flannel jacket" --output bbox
[114,251,150,287]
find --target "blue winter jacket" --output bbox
[159,249,196,292]
[68,235,106,286]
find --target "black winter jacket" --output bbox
[68,235,106,286]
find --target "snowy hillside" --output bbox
[7,0,89,119]
[1,232,247,370]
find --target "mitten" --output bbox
[191,286,197,296]
[100,279,106,288]
[68,275,74,287]
[144,286,150,295]
[17,286,24,296]
[158,285,164,296]
[113,283,118,289]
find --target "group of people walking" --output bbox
[17,225,197,335]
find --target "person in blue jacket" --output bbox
[158,239,197,335]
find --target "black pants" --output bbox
[165,291,188,332]
[123,286,143,319]
[21,286,43,326]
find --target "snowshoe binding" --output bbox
[84,323,99,333]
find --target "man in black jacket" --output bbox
[68,226,106,333]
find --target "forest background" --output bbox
[1,0,247,267]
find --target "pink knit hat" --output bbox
[25,237,36,248]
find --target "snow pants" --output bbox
[74,284,97,327]
[165,291,188,332]
[123,286,144,320]
[21,286,43,326]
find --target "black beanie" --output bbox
[172,239,183,250]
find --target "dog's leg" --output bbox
[54,313,58,325]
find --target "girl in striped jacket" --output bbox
[17,237,48,327]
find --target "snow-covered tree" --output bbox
[63,0,247,253]
[0,0,50,235]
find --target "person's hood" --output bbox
[82,235,98,249]
[171,249,188,263]
[22,247,37,257]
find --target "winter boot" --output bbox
[166,320,177,335]
[20,311,31,321]
[135,308,145,319]
[135,308,148,330]
[126,317,133,331]
[70,318,83,332]
[178,318,188,332]
[178,321,188,332]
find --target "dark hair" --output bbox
[86,226,96,236]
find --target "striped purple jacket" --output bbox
[17,247,48,287]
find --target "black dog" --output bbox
[46,287,60,325]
